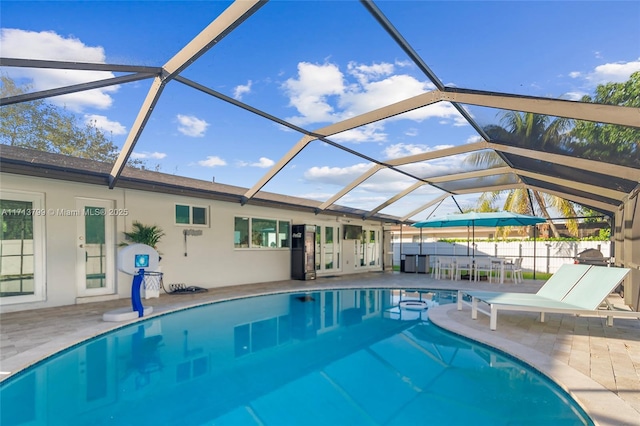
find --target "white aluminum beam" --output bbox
[515,170,627,201]
[385,141,489,167]
[442,88,640,128]
[363,167,513,219]
[364,181,426,218]
[243,135,316,201]
[241,91,444,204]
[427,166,513,184]
[400,193,450,222]
[109,1,265,188]
[109,76,165,188]
[487,142,640,182]
[528,186,616,212]
[453,183,525,195]
[317,164,384,210]
[312,90,443,138]
[163,0,265,79]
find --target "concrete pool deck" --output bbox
[1,271,639,425]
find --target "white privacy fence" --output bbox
[393,240,611,274]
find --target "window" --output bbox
[278,221,290,248]
[175,204,207,226]
[234,217,249,248]
[234,216,290,249]
[0,190,45,304]
[252,218,277,248]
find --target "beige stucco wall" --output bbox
[0,173,384,313]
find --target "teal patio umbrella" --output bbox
[412,211,547,257]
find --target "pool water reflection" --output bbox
[0,289,592,425]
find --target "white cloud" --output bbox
[331,123,387,144]
[282,60,464,142]
[382,143,454,160]
[347,61,394,85]
[234,80,252,100]
[383,143,431,159]
[563,91,588,101]
[466,135,483,144]
[299,157,470,212]
[339,193,389,208]
[295,191,335,202]
[360,177,417,194]
[0,29,118,112]
[198,156,227,167]
[238,157,275,168]
[453,115,470,127]
[340,74,434,117]
[130,151,167,160]
[176,114,209,137]
[283,62,345,125]
[252,157,275,168]
[588,59,640,84]
[84,114,126,135]
[570,58,640,86]
[304,162,374,186]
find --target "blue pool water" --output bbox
[1,289,592,425]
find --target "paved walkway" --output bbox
[1,272,639,425]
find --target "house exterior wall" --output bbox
[0,173,384,313]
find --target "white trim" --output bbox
[75,198,115,297]
[233,215,291,250]
[174,203,210,227]
[0,189,46,305]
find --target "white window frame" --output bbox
[234,216,291,250]
[0,189,46,305]
[174,203,209,227]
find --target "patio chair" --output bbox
[434,256,455,280]
[458,265,633,330]
[454,256,473,281]
[504,258,523,284]
[474,257,493,282]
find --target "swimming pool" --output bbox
[0,289,592,425]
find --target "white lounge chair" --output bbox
[458,265,634,330]
[458,263,592,306]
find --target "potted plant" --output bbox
[122,221,165,250]
[122,221,166,298]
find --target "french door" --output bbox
[76,198,115,296]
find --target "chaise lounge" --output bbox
[457,264,635,330]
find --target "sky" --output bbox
[1,0,639,220]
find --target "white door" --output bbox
[76,198,115,296]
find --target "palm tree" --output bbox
[466,111,578,237]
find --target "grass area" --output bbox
[391,265,552,281]
[523,271,552,280]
